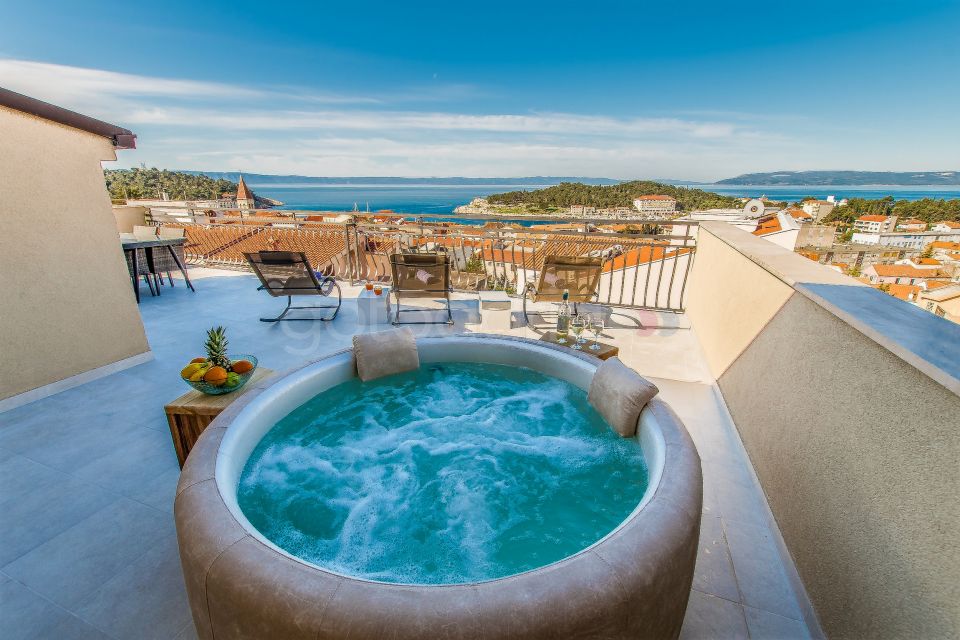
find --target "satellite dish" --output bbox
[744,199,765,217]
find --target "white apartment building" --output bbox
[851,230,960,249]
[896,218,927,231]
[853,215,897,233]
[930,220,960,233]
[633,195,677,214]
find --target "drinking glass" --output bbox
[589,314,605,351]
[364,281,373,292]
[570,315,586,350]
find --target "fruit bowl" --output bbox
[183,354,258,395]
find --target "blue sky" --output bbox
[1,0,958,180]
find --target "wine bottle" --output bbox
[556,289,571,343]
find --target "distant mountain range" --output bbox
[180,170,960,188]
[181,172,624,186]
[716,171,960,186]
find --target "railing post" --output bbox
[345,218,357,285]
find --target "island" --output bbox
[716,170,960,186]
[458,181,742,218]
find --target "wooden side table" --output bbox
[165,368,273,468]
[538,331,619,360]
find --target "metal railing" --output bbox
[145,207,698,311]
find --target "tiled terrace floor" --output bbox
[0,269,814,639]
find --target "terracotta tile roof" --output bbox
[857,215,890,222]
[920,283,960,301]
[601,245,693,272]
[634,194,676,201]
[924,280,953,291]
[787,209,813,220]
[935,220,960,229]
[928,241,960,251]
[870,264,950,279]
[752,215,782,236]
[915,258,942,266]
[182,224,346,268]
[875,283,921,301]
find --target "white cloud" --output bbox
[120,105,743,139]
[0,59,375,110]
[0,59,261,102]
[1,57,819,179]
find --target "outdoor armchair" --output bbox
[522,255,603,324]
[245,251,342,322]
[389,252,454,325]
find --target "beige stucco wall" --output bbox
[0,106,149,401]
[685,226,794,376]
[112,205,148,233]
[719,293,959,639]
[688,222,959,638]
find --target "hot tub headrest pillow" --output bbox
[588,357,659,438]
[352,327,420,382]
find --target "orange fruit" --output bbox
[231,360,254,374]
[191,357,207,364]
[203,366,228,386]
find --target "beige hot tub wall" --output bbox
[0,105,150,402]
[686,222,960,639]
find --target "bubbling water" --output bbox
[237,362,648,584]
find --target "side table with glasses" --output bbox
[357,284,391,325]
[538,329,619,360]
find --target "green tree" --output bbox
[487,181,740,212]
[464,253,485,273]
[104,168,238,202]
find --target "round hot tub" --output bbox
[175,335,702,640]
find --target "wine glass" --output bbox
[589,314,605,351]
[570,315,587,350]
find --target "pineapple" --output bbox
[204,326,231,370]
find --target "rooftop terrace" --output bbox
[3,86,958,640]
[1,267,815,640]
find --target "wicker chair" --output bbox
[245,251,342,322]
[149,228,187,288]
[124,248,157,297]
[521,255,603,324]
[389,253,454,325]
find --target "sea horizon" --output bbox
[256,182,960,216]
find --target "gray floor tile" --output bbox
[174,622,200,640]
[10,421,148,475]
[0,578,110,640]
[70,427,179,496]
[692,515,741,603]
[745,606,811,639]
[0,473,115,566]
[35,614,114,640]
[75,534,192,640]
[710,472,770,528]
[126,466,181,513]
[0,453,69,508]
[3,498,173,609]
[723,519,803,621]
[680,590,749,640]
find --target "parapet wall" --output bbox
[687,222,960,639]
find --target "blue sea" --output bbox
[255,182,960,217]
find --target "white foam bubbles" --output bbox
[237,362,647,584]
